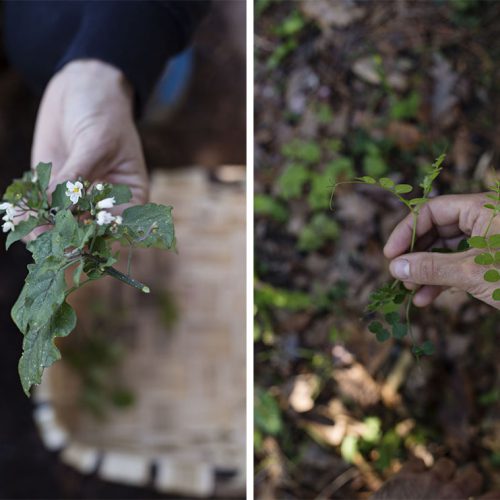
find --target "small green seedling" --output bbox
[332,155,500,356]
[0,162,176,395]
[467,180,500,302]
[330,154,446,357]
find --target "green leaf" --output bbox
[255,388,282,435]
[408,198,427,206]
[394,184,413,194]
[73,261,84,287]
[12,259,67,333]
[495,251,500,264]
[254,194,288,223]
[379,178,395,189]
[474,253,494,265]
[281,139,321,164]
[363,152,387,177]
[27,230,64,263]
[368,321,390,341]
[488,234,500,248]
[392,322,408,339]
[36,162,52,193]
[412,340,435,357]
[468,236,488,249]
[457,239,470,252]
[18,302,76,395]
[6,216,41,250]
[120,203,175,250]
[54,210,81,249]
[277,163,309,199]
[493,288,500,301]
[357,176,376,184]
[484,270,500,283]
[297,213,339,252]
[51,182,72,210]
[100,184,132,206]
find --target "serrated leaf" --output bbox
[488,234,500,248]
[18,302,76,395]
[475,253,494,265]
[493,288,500,301]
[36,162,52,193]
[6,216,41,250]
[484,270,500,283]
[395,184,413,194]
[120,203,175,250]
[468,236,488,249]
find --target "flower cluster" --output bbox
[0,202,23,233]
[65,181,122,226]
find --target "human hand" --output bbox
[31,59,148,207]
[384,193,500,309]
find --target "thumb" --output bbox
[389,251,469,289]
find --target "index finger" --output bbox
[383,193,486,259]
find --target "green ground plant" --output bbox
[0,162,176,395]
[331,154,500,356]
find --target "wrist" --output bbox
[57,59,134,109]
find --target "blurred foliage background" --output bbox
[254,1,500,498]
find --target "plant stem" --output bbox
[105,266,150,293]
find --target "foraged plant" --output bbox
[0,162,175,395]
[467,180,500,302]
[331,154,447,357]
[332,154,500,356]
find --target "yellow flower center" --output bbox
[73,187,80,193]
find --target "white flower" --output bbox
[2,205,20,222]
[96,197,116,209]
[114,215,123,225]
[96,210,115,226]
[2,221,15,233]
[95,183,104,191]
[65,181,84,204]
[0,202,13,211]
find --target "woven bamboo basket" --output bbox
[32,167,246,497]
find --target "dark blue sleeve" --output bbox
[3,1,210,111]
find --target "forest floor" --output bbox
[254,1,500,498]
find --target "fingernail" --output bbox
[392,259,410,279]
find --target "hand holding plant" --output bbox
[332,154,499,356]
[31,59,148,206]
[385,191,500,309]
[0,162,175,396]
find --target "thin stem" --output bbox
[410,210,418,252]
[65,278,91,297]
